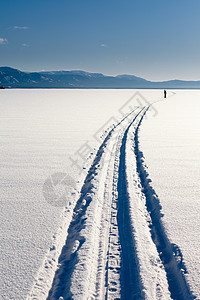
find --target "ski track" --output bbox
[28,101,195,300]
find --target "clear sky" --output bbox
[1,0,200,81]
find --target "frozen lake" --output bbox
[0,89,199,299]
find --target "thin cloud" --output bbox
[22,43,29,47]
[0,38,8,44]
[13,26,29,30]
[100,43,107,47]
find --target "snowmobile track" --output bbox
[29,100,194,300]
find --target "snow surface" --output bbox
[0,89,161,300]
[140,90,200,299]
[0,89,199,299]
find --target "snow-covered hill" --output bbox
[1,67,200,88]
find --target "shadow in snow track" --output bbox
[117,108,146,300]
[134,106,195,300]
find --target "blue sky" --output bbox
[1,0,200,80]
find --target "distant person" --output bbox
[164,90,167,98]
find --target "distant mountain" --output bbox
[1,66,200,89]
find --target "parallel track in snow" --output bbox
[46,109,140,300]
[28,102,194,300]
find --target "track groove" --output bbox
[117,109,146,300]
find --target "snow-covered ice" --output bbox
[0,89,199,299]
[0,89,153,299]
